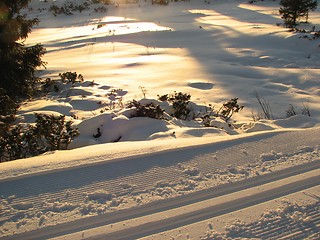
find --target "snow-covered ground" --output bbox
[1,0,320,239]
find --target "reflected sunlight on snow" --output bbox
[26,19,172,46]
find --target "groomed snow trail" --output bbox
[2,162,319,240]
[221,200,320,239]
[84,169,320,240]
[0,128,319,239]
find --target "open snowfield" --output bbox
[1,0,320,239]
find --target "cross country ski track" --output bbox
[88,169,320,240]
[2,160,319,240]
[1,129,320,239]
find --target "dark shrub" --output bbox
[158,92,191,120]
[0,114,79,162]
[127,100,164,119]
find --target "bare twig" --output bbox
[253,90,273,120]
[302,101,311,117]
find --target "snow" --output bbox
[1,0,320,239]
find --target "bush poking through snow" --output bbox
[127,100,164,119]
[200,104,216,127]
[158,92,191,120]
[49,2,90,16]
[0,114,79,162]
[0,125,42,162]
[158,92,243,122]
[34,114,80,150]
[59,72,84,84]
[218,98,244,121]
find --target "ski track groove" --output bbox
[1,161,319,239]
[231,202,320,239]
[84,175,319,240]
[0,129,319,239]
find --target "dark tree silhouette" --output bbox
[303,0,318,22]
[0,0,46,103]
[279,0,318,28]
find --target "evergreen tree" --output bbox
[279,0,318,28]
[303,0,318,22]
[0,0,46,102]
